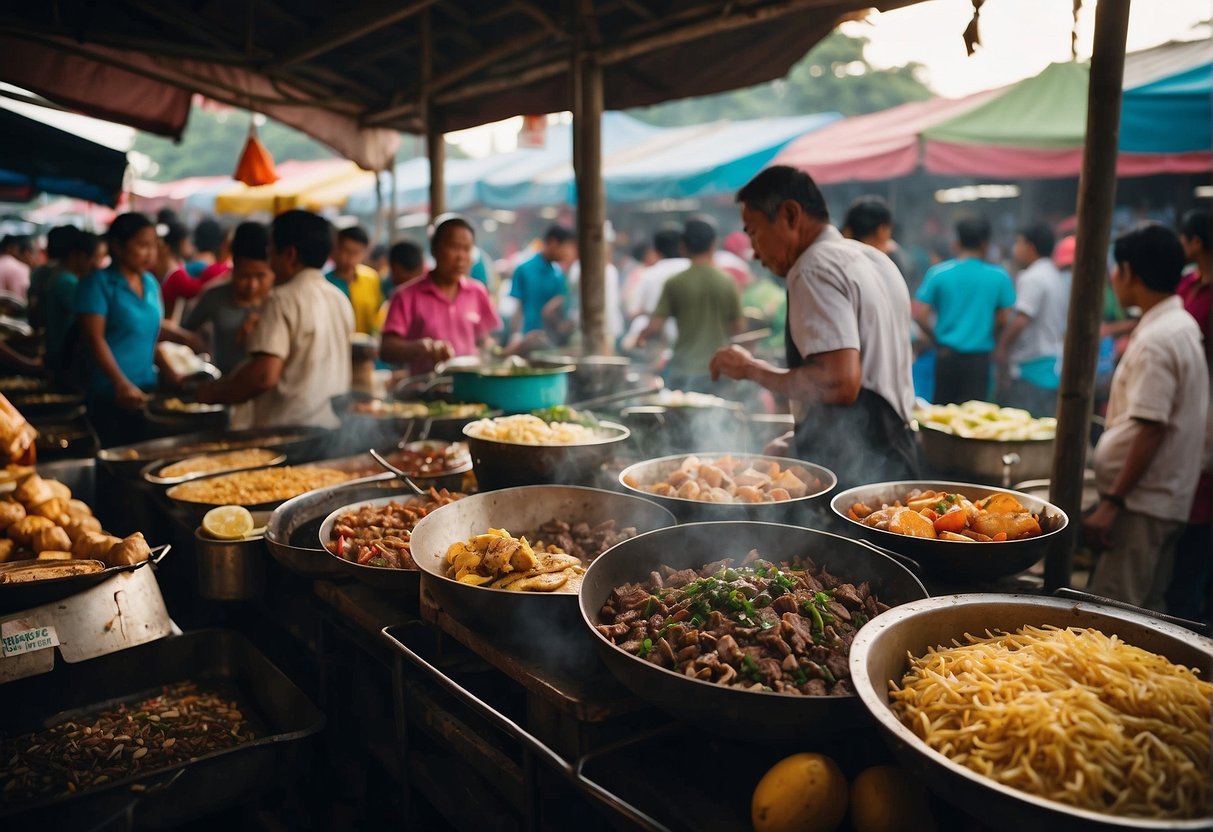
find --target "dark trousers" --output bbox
[1165,522,1211,622]
[793,389,921,491]
[933,349,991,405]
[86,394,150,449]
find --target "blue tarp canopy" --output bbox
[0,106,127,205]
[601,112,840,203]
[346,111,841,212]
[347,112,659,213]
[1121,61,1212,154]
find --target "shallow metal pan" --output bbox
[463,420,631,491]
[578,521,928,742]
[0,628,324,830]
[265,480,406,577]
[830,480,1069,582]
[141,451,288,486]
[97,425,330,480]
[0,545,171,615]
[918,422,1056,487]
[410,486,676,637]
[848,593,1213,832]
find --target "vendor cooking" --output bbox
[378,216,501,374]
[195,210,352,429]
[709,166,919,489]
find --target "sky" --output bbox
[846,0,1211,98]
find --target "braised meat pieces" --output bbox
[327,489,463,568]
[523,519,638,562]
[596,551,890,696]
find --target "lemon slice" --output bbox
[202,505,255,540]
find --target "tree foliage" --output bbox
[132,107,336,181]
[628,31,933,127]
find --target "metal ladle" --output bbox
[369,448,427,497]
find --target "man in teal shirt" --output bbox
[913,216,1015,404]
[509,225,575,342]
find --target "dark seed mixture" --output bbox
[0,682,255,804]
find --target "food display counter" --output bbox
[0,392,1207,832]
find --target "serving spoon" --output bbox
[369,448,428,498]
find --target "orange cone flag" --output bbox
[233,125,278,186]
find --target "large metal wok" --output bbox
[578,522,928,742]
[830,480,1068,583]
[409,486,676,640]
[265,480,405,577]
[618,452,836,524]
[0,628,324,830]
[848,594,1213,832]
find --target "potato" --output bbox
[63,515,103,544]
[888,508,938,539]
[735,485,764,503]
[932,509,969,535]
[979,493,1028,514]
[971,512,1041,540]
[32,525,72,554]
[65,499,93,520]
[29,498,65,521]
[8,515,54,546]
[0,500,25,531]
[938,531,976,543]
[13,474,53,507]
[44,479,72,503]
[106,532,152,567]
[676,480,701,500]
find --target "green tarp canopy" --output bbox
[922,62,1088,148]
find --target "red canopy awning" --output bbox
[771,90,1001,184]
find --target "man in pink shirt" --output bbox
[0,235,34,299]
[379,217,501,375]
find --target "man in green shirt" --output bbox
[639,216,743,393]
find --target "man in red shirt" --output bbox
[379,217,500,375]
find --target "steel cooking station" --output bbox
[1,359,1207,832]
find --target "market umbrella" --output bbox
[0,106,127,206]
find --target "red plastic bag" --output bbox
[233,128,278,187]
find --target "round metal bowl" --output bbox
[848,593,1213,832]
[462,420,631,491]
[385,439,473,494]
[918,423,1056,487]
[830,480,1068,583]
[578,521,928,742]
[450,364,573,413]
[618,452,837,524]
[531,352,633,401]
[265,480,405,577]
[317,492,469,594]
[409,485,677,634]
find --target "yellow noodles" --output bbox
[890,625,1212,820]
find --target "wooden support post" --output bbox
[1045,0,1132,591]
[573,52,608,355]
[422,8,445,221]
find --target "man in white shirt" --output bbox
[197,210,352,429]
[1086,224,1209,612]
[995,223,1070,417]
[709,166,918,489]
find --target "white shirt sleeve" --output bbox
[787,260,860,359]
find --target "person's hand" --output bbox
[763,430,793,457]
[422,339,454,364]
[1083,499,1121,548]
[115,380,148,411]
[709,345,755,382]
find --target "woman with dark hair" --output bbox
[379,217,500,374]
[75,213,174,446]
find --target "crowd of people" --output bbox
[1,170,1209,619]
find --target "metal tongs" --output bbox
[369,448,427,498]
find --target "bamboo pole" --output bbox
[573,50,608,355]
[1045,0,1132,591]
[422,9,445,221]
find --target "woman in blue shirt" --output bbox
[76,213,170,447]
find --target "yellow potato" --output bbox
[888,508,937,539]
[938,531,976,543]
[970,512,1041,540]
[458,574,493,586]
[979,493,1027,514]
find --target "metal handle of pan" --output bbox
[382,628,671,832]
[1052,587,1209,635]
[850,538,924,576]
[149,544,172,567]
[566,376,665,412]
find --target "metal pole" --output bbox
[574,53,607,355]
[1045,0,1132,591]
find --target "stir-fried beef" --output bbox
[596,553,888,696]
